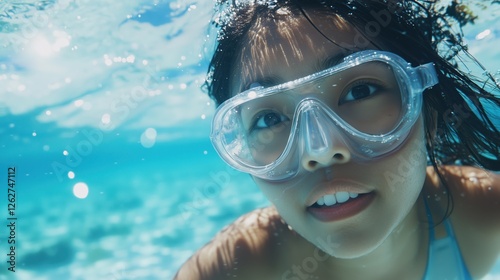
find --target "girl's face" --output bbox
[230,10,428,258]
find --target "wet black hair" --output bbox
[204,0,500,219]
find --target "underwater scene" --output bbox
[0,0,499,279]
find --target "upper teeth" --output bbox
[316,192,359,206]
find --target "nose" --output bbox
[298,102,351,172]
[302,148,350,171]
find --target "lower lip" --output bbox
[307,192,375,222]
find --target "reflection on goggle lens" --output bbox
[211,50,438,181]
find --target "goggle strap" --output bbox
[415,63,439,91]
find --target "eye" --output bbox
[252,111,290,130]
[339,82,382,105]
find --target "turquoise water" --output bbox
[0,1,499,279]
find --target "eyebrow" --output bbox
[242,51,355,91]
[243,76,283,91]
[315,51,354,72]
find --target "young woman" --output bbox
[175,1,500,279]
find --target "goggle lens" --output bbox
[211,51,438,180]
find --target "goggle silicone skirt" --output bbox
[211,50,438,181]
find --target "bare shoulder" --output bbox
[426,165,500,227]
[425,165,500,277]
[443,165,498,217]
[173,206,292,280]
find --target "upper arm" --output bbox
[173,241,225,280]
[173,231,258,280]
[173,207,285,280]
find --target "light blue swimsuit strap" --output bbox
[423,199,473,280]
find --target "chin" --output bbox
[322,238,385,259]
[305,223,392,260]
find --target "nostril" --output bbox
[333,154,344,161]
[308,161,318,169]
[305,153,347,170]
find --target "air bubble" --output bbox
[469,177,478,183]
[74,99,84,107]
[140,128,157,148]
[101,113,111,124]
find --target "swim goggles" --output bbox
[211,50,438,181]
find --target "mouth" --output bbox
[312,191,361,207]
[307,192,375,222]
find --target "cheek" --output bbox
[253,177,305,222]
[378,119,428,210]
[254,177,298,205]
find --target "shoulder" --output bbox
[426,165,500,227]
[173,206,292,280]
[425,165,500,277]
[433,165,499,218]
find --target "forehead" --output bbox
[231,9,371,93]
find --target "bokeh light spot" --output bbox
[73,182,89,199]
